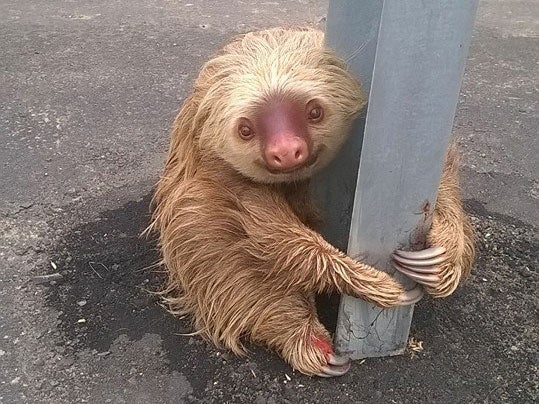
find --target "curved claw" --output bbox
[393,262,440,287]
[392,261,439,274]
[398,284,424,305]
[327,353,351,367]
[310,336,351,377]
[394,246,446,260]
[391,252,447,267]
[316,360,351,377]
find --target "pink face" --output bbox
[237,99,323,174]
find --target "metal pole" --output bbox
[315,0,478,359]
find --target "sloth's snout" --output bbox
[264,134,309,171]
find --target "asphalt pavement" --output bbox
[0,1,537,403]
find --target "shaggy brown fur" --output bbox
[147,27,475,376]
[426,144,475,297]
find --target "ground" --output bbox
[0,1,537,403]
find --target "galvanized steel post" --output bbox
[314,0,478,359]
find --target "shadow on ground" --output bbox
[47,195,538,403]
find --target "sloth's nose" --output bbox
[264,134,309,171]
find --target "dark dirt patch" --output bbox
[46,196,538,403]
[45,194,216,394]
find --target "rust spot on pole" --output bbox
[410,199,434,250]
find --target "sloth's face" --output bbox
[216,73,364,184]
[197,30,365,183]
[223,96,341,184]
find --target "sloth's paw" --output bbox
[391,246,464,297]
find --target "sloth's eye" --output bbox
[238,124,254,140]
[307,102,324,123]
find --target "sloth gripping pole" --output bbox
[313,0,478,359]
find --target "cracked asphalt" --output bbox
[1,1,537,403]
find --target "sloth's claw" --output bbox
[310,336,351,377]
[317,359,351,377]
[327,353,350,367]
[393,262,440,287]
[394,246,446,260]
[398,284,424,305]
[392,246,446,287]
[391,251,447,267]
[393,261,439,274]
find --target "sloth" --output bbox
[147,27,475,377]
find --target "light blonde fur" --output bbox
[147,27,475,375]
[427,144,475,297]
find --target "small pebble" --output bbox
[254,397,266,404]
[14,246,30,256]
[221,352,231,361]
[519,268,532,278]
[61,357,75,368]
[33,358,45,367]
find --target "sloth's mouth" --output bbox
[262,147,322,175]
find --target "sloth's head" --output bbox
[195,28,365,184]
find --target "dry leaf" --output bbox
[408,336,424,353]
